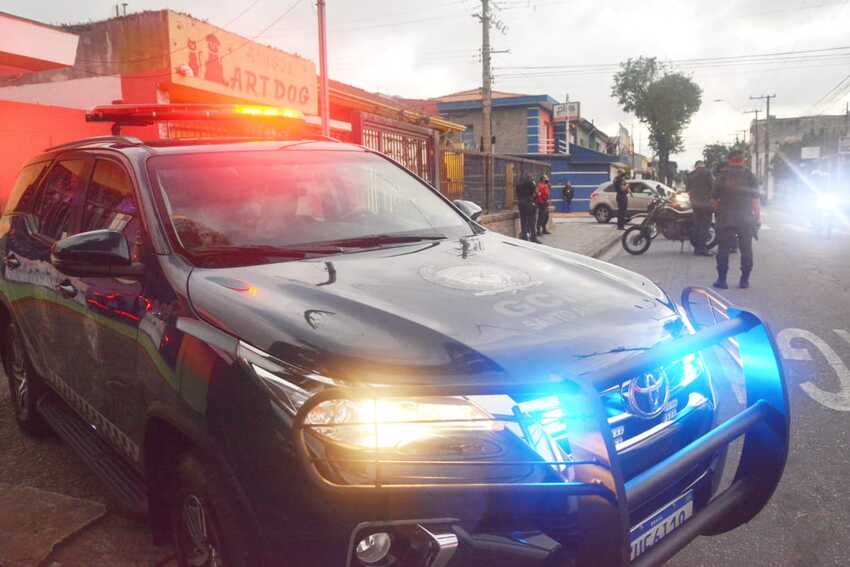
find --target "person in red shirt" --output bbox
[536,175,552,235]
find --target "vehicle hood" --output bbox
[187,233,683,386]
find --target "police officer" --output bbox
[613,170,629,230]
[686,160,713,256]
[516,172,541,242]
[712,150,760,289]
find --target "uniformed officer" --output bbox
[712,150,760,289]
[686,160,714,256]
[613,170,629,229]
[516,172,541,243]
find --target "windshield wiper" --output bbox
[318,233,447,248]
[189,244,345,259]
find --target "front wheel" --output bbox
[594,206,612,223]
[622,226,652,255]
[3,321,49,436]
[170,450,259,567]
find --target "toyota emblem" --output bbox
[627,369,670,419]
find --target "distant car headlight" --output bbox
[237,341,500,451]
[816,193,838,209]
[673,193,690,207]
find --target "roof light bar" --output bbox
[85,103,304,125]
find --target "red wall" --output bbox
[0,101,111,203]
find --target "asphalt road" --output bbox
[599,205,850,567]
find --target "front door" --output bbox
[54,157,146,461]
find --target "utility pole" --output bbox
[751,94,776,195]
[745,108,761,178]
[317,0,331,137]
[480,0,494,212]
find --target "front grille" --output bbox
[602,354,712,469]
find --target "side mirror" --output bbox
[51,229,143,277]
[453,199,483,221]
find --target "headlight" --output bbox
[238,341,500,451]
[816,193,837,209]
[673,193,690,206]
[306,396,501,450]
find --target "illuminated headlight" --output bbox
[673,193,690,207]
[816,193,837,209]
[238,341,500,451]
[306,396,501,450]
[678,353,705,388]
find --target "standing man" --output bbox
[536,175,552,235]
[686,160,714,256]
[712,150,760,289]
[516,172,541,243]
[613,170,630,230]
[562,181,574,212]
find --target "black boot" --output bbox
[739,271,751,289]
[713,271,728,289]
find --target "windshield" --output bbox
[148,149,472,265]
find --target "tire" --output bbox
[622,226,652,255]
[593,206,612,223]
[3,321,50,436]
[706,224,718,250]
[170,450,260,567]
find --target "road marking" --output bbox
[777,328,850,412]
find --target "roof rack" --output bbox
[46,135,144,152]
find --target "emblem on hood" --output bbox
[626,368,670,419]
[419,263,542,296]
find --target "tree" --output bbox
[612,57,702,184]
[702,140,749,174]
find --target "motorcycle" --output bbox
[622,193,717,255]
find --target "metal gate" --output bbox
[441,150,464,199]
[359,112,435,184]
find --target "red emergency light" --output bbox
[86,103,305,134]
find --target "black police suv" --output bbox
[0,105,789,567]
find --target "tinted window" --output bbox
[83,160,145,263]
[83,160,137,232]
[3,162,48,216]
[35,159,86,241]
[148,150,471,264]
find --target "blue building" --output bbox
[516,145,626,212]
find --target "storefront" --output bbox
[0,10,464,196]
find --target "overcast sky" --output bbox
[9,0,850,165]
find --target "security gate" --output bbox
[358,112,435,185]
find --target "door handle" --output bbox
[4,254,20,269]
[57,281,78,299]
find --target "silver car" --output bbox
[589,179,678,223]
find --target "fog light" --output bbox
[355,532,392,565]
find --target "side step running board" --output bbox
[37,392,148,518]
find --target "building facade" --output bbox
[434,89,558,154]
[0,10,464,195]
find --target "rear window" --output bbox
[602,183,615,192]
[3,162,48,216]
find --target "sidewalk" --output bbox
[538,214,621,258]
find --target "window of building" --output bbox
[461,125,476,150]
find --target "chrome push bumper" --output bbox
[293,288,790,567]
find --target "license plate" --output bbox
[629,491,694,560]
